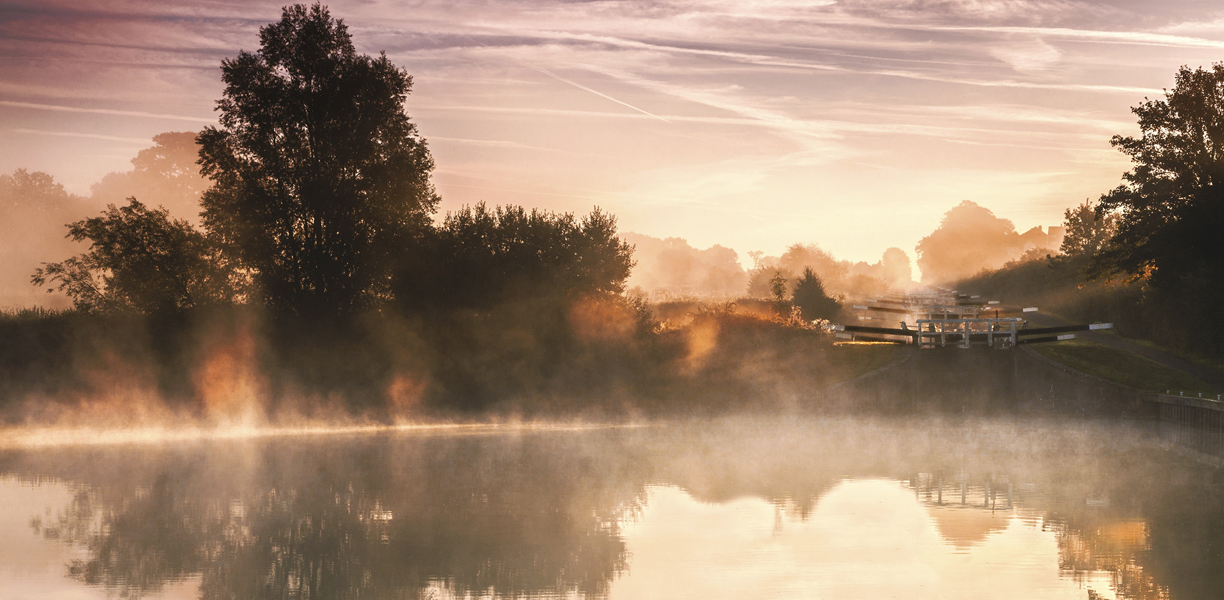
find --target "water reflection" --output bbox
[1,418,1222,600]
[614,481,1102,600]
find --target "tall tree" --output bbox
[916,200,1022,284]
[198,3,438,315]
[1060,200,1117,260]
[1,169,83,308]
[91,132,209,224]
[1092,64,1224,288]
[791,267,840,321]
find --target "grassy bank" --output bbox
[826,343,906,383]
[1032,340,1219,396]
[0,301,894,424]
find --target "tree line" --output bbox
[1,3,858,419]
[29,3,632,319]
[957,63,1224,354]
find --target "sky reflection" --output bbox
[0,418,1208,600]
[609,481,1114,600]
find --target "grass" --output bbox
[1033,339,1220,396]
[0,306,63,320]
[827,342,906,382]
[1120,335,1224,373]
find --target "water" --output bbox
[0,417,1220,600]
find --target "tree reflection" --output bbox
[11,420,1224,600]
[29,433,645,599]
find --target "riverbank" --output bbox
[0,303,905,425]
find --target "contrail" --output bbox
[15,128,153,144]
[465,36,671,123]
[0,100,213,123]
[509,59,672,123]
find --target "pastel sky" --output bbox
[3,0,1224,264]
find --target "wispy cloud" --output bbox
[13,128,153,144]
[479,30,1164,95]
[0,0,1205,259]
[932,25,1224,50]
[428,135,568,153]
[1,100,213,123]
[464,37,673,123]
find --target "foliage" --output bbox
[399,203,634,309]
[198,3,438,315]
[1060,200,1117,260]
[746,244,908,299]
[1032,339,1218,394]
[916,200,1024,284]
[768,272,788,302]
[2,169,84,307]
[0,169,74,216]
[1092,63,1224,292]
[90,132,208,222]
[748,244,843,298]
[791,267,841,321]
[878,247,913,287]
[620,232,746,297]
[32,199,237,313]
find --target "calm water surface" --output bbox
[0,417,1221,600]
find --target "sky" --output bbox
[3,0,1224,265]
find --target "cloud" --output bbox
[428,135,569,153]
[13,128,153,144]
[0,100,213,123]
[989,37,1063,72]
[937,24,1224,50]
[0,0,1206,263]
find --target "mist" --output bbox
[917,200,1063,285]
[0,171,87,309]
[3,4,1224,599]
[622,233,747,298]
[745,243,916,300]
[1,132,205,310]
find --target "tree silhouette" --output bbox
[622,233,747,296]
[916,200,1022,284]
[1060,200,1117,260]
[1092,64,1224,289]
[2,169,83,307]
[769,272,788,303]
[91,132,209,224]
[791,267,840,321]
[198,3,438,316]
[32,199,235,313]
[399,203,634,309]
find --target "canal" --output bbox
[1,416,1220,600]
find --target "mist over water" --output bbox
[5,6,1224,600]
[1,415,1220,600]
